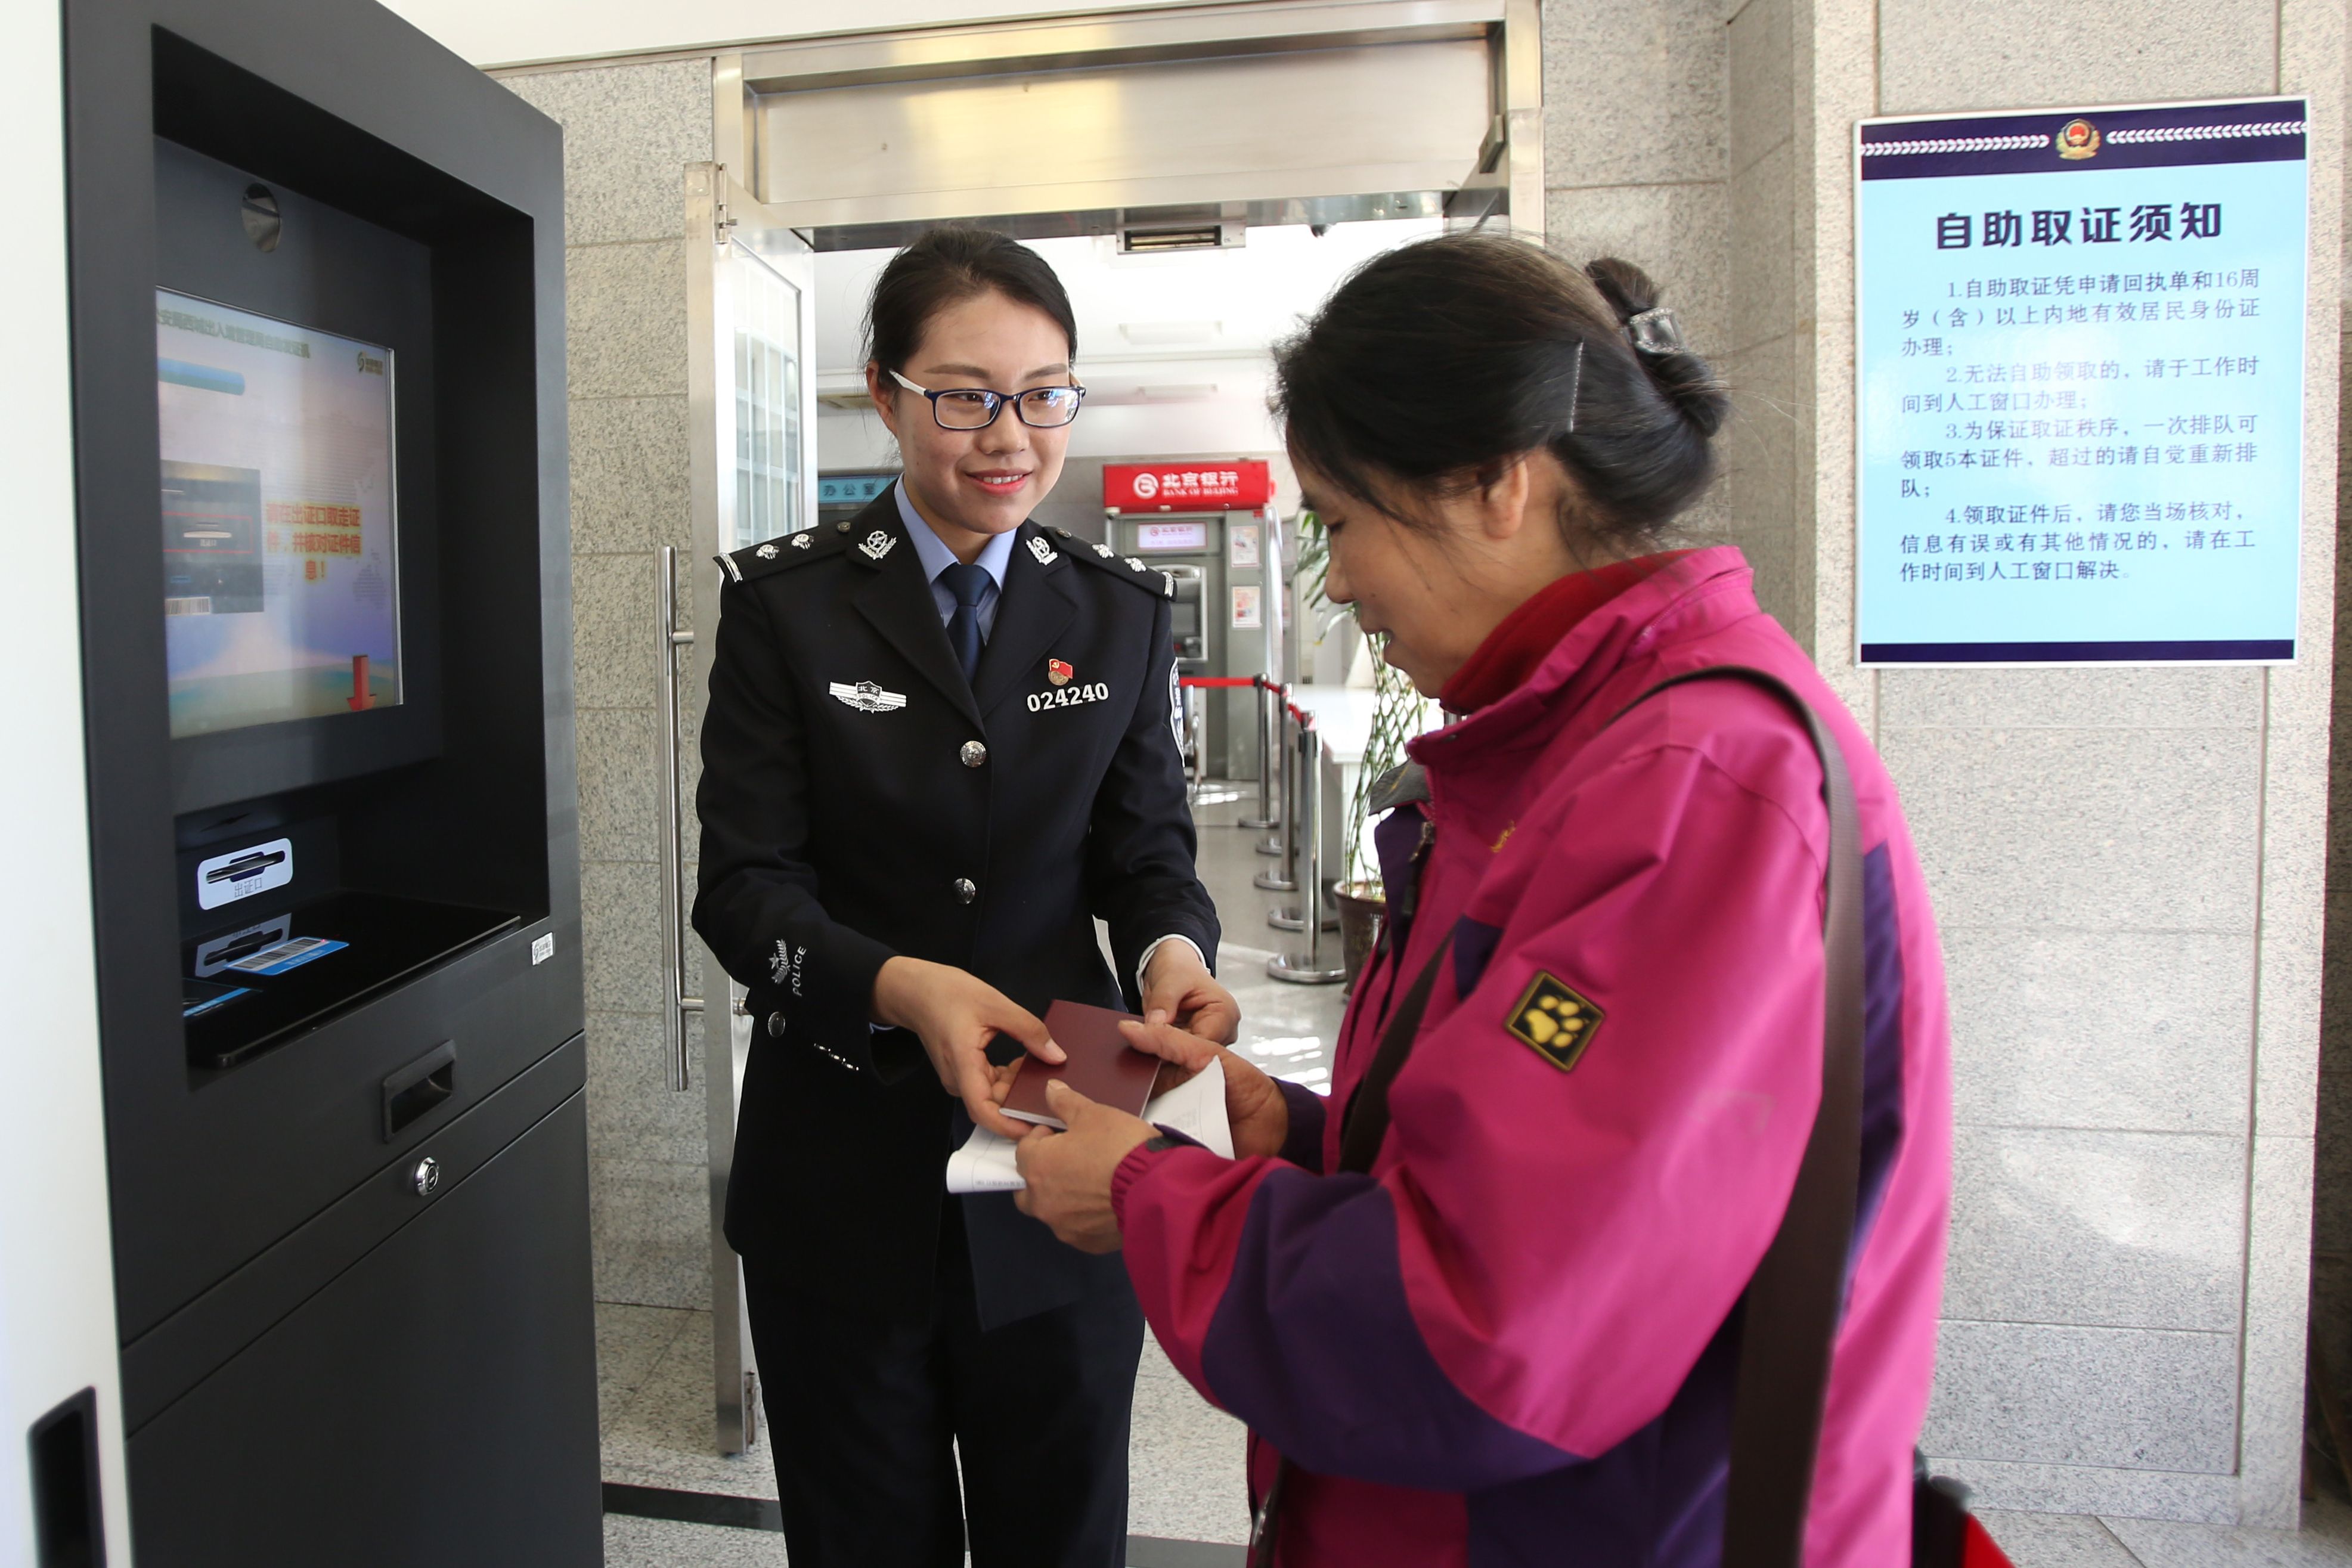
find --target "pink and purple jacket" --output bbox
[1111,549,1953,1566]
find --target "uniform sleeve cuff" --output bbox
[1276,1079,1329,1172]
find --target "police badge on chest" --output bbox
[1028,656,1109,713]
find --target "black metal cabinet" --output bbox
[127,1084,599,1568]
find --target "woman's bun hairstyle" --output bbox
[1582,256,1731,441]
[1272,233,1728,547]
[865,224,1078,376]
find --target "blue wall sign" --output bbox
[1855,98,2309,664]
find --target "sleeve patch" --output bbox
[1505,972,1604,1071]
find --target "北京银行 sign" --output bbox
[1855,98,2309,663]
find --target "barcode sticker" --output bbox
[531,933,554,966]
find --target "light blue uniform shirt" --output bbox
[895,480,1015,642]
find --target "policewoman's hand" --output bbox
[872,956,1064,1140]
[1139,941,1240,1045]
[1118,1020,1291,1160]
[1014,1080,1154,1254]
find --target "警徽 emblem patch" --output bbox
[1505,972,1603,1071]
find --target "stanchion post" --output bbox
[1239,675,1277,831]
[1252,687,1297,891]
[1268,715,1345,984]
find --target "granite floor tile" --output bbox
[602,1306,780,1499]
[1128,1359,1251,1545]
[1978,1510,2146,1566]
[602,1511,789,1567]
[597,1301,696,1436]
[2103,1492,2352,1566]
[591,1155,712,1310]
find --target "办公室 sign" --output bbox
[1855,98,2309,664]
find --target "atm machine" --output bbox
[61,1,597,1563]
[1104,460,1279,779]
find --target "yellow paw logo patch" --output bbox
[1505,973,1603,1072]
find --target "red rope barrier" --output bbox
[1177,676,1258,689]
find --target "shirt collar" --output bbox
[894,479,1017,590]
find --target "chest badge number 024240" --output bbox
[1505,972,1604,1071]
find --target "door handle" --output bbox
[382,1040,456,1139]
[657,545,704,1092]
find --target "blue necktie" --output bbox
[941,562,991,682]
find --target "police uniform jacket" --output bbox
[693,488,1220,1319]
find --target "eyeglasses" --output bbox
[888,368,1087,430]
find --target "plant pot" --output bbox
[1336,881,1386,989]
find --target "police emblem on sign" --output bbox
[2057,117,2100,160]
[1505,972,1603,1071]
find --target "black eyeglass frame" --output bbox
[887,368,1088,430]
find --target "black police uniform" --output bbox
[692,488,1220,1568]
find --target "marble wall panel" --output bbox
[1922,1320,2239,1473]
[1875,0,2276,114]
[1942,1126,2245,1331]
[1877,724,2265,935]
[504,59,711,247]
[1540,0,1728,188]
[1940,927,2254,1135]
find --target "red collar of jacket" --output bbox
[1439,552,1693,714]
[1409,546,1760,778]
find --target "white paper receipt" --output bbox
[947,1056,1233,1194]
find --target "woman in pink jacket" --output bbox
[1016,234,1953,1567]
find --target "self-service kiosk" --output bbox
[62,1,596,1563]
[1104,460,1280,779]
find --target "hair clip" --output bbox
[1626,307,1684,356]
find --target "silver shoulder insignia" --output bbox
[1093,543,1114,557]
[791,532,813,549]
[860,530,897,562]
[757,542,780,559]
[1124,557,1146,572]
[1027,536,1058,566]
[1161,572,1176,597]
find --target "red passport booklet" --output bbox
[1002,1000,1165,1129]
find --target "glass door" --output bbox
[673,161,816,1457]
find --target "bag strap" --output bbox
[1251,665,1862,1568]
[1619,668,1864,1568]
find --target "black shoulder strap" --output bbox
[1303,665,1863,1568]
[1614,667,1864,1568]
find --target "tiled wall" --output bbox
[503,59,716,1313]
[1721,0,2346,1525]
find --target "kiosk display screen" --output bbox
[157,292,401,737]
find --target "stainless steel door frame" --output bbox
[716,0,1544,241]
[678,157,817,1457]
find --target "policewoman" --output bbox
[1015,235,1954,1566]
[692,227,1232,1568]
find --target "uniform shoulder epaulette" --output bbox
[716,525,845,584]
[1043,526,1176,599]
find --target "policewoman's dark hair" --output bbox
[1272,233,1728,547]
[864,225,1079,374]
